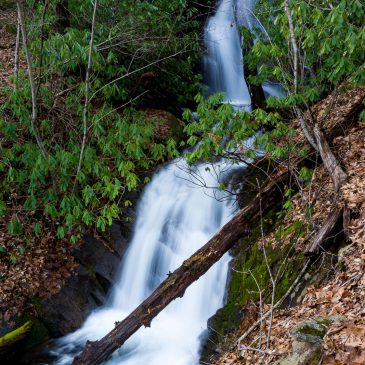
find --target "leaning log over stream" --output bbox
[72,87,365,365]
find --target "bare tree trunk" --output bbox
[283,0,347,192]
[313,124,347,192]
[295,107,318,150]
[13,13,20,91]
[16,0,47,158]
[284,0,299,94]
[74,0,98,185]
[306,208,344,253]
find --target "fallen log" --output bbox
[305,125,348,254]
[306,208,344,254]
[72,87,364,365]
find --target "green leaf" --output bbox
[8,219,23,236]
[34,223,42,237]
[57,226,65,239]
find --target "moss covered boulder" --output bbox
[143,109,185,142]
[274,316,347,365]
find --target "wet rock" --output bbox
[0,217,135,364]
[41,221,130,337]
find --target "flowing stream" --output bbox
[52,1,254,364]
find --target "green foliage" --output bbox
[248,0,365,100]
[8,219,23,236]
[299,166,313,183]
[1,0,200,240]
[25,0,201,106]
[183,93,299,165]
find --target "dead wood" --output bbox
[306,208,344,254]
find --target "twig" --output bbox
[238,345,272,355]
[236,259,310,345]
[257,178,275,348]
[16,0,48,158]
[13,13,21,91]
[54,84,78,98]
[87,90,148,131]
[36,0,49,97]
[90,48,193,101]
[284,0,299,94]
[74,0,98,186]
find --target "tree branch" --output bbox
[16,0,48,158]
[74,0,98,186]
[284,0,299,94]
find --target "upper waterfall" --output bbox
[203,0,251,107]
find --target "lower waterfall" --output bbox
[52,161,234,365]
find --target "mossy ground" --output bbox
[207,210,307,340]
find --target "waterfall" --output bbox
[51,1,255,364]
[203,0,251,108]
[52,161,233,365]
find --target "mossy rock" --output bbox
[0,315,49,362]
[291,316,347,344]
[201,209,307,365]
[143,108,185,142]
[291,318,330,344]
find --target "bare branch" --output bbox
[16,0,48,158]
[74,0,98,186]
[13,13,21,91]
[90,48,193,101]
[284,0,299,94]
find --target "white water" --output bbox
[235,0,285,98]
[203,0,251,107]
[52,161,233,365]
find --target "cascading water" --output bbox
[203,0,251,107]
[52,161,233,365]
[51,1,256,364]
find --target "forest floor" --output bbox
[0,8,17,103]
[0,7,77,324]
[214,118,365,364]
